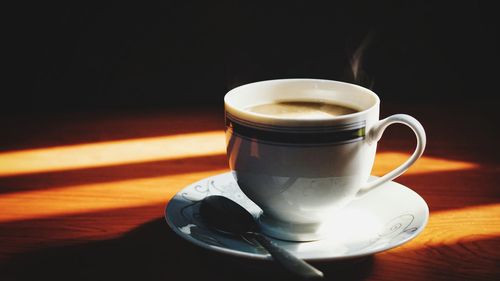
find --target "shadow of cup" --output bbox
[1,217,374,281]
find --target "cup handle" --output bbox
[356,114,426,198]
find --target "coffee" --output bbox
[246,101,358,119]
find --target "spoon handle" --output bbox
[251,232,324,279]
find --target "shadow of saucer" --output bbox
[0,218,374,281]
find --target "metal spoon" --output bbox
[200,195,324,279]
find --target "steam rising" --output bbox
[350,33,374,88]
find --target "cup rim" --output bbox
[224,78,380,126]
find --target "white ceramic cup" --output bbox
[224,79,426,241]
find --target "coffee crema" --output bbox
[246,101,359,119]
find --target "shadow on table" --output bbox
[0,218,374,281]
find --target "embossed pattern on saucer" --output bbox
[165,172,429,261]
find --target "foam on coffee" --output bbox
[246,101,358,119]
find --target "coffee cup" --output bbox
[224,79,426,241]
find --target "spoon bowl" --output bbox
[199,195,324,279]
[199,195,256,235]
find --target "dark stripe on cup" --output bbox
[226,111,365,133]
[225,115,365,145]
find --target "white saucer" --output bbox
[165,172,429,261]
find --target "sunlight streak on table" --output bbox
[0,131,226,177]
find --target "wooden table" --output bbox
[0,103,498,280]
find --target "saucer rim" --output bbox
[164,172,429,261]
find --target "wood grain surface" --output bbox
[0,104,498,281]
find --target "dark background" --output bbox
[6,1,498,112]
